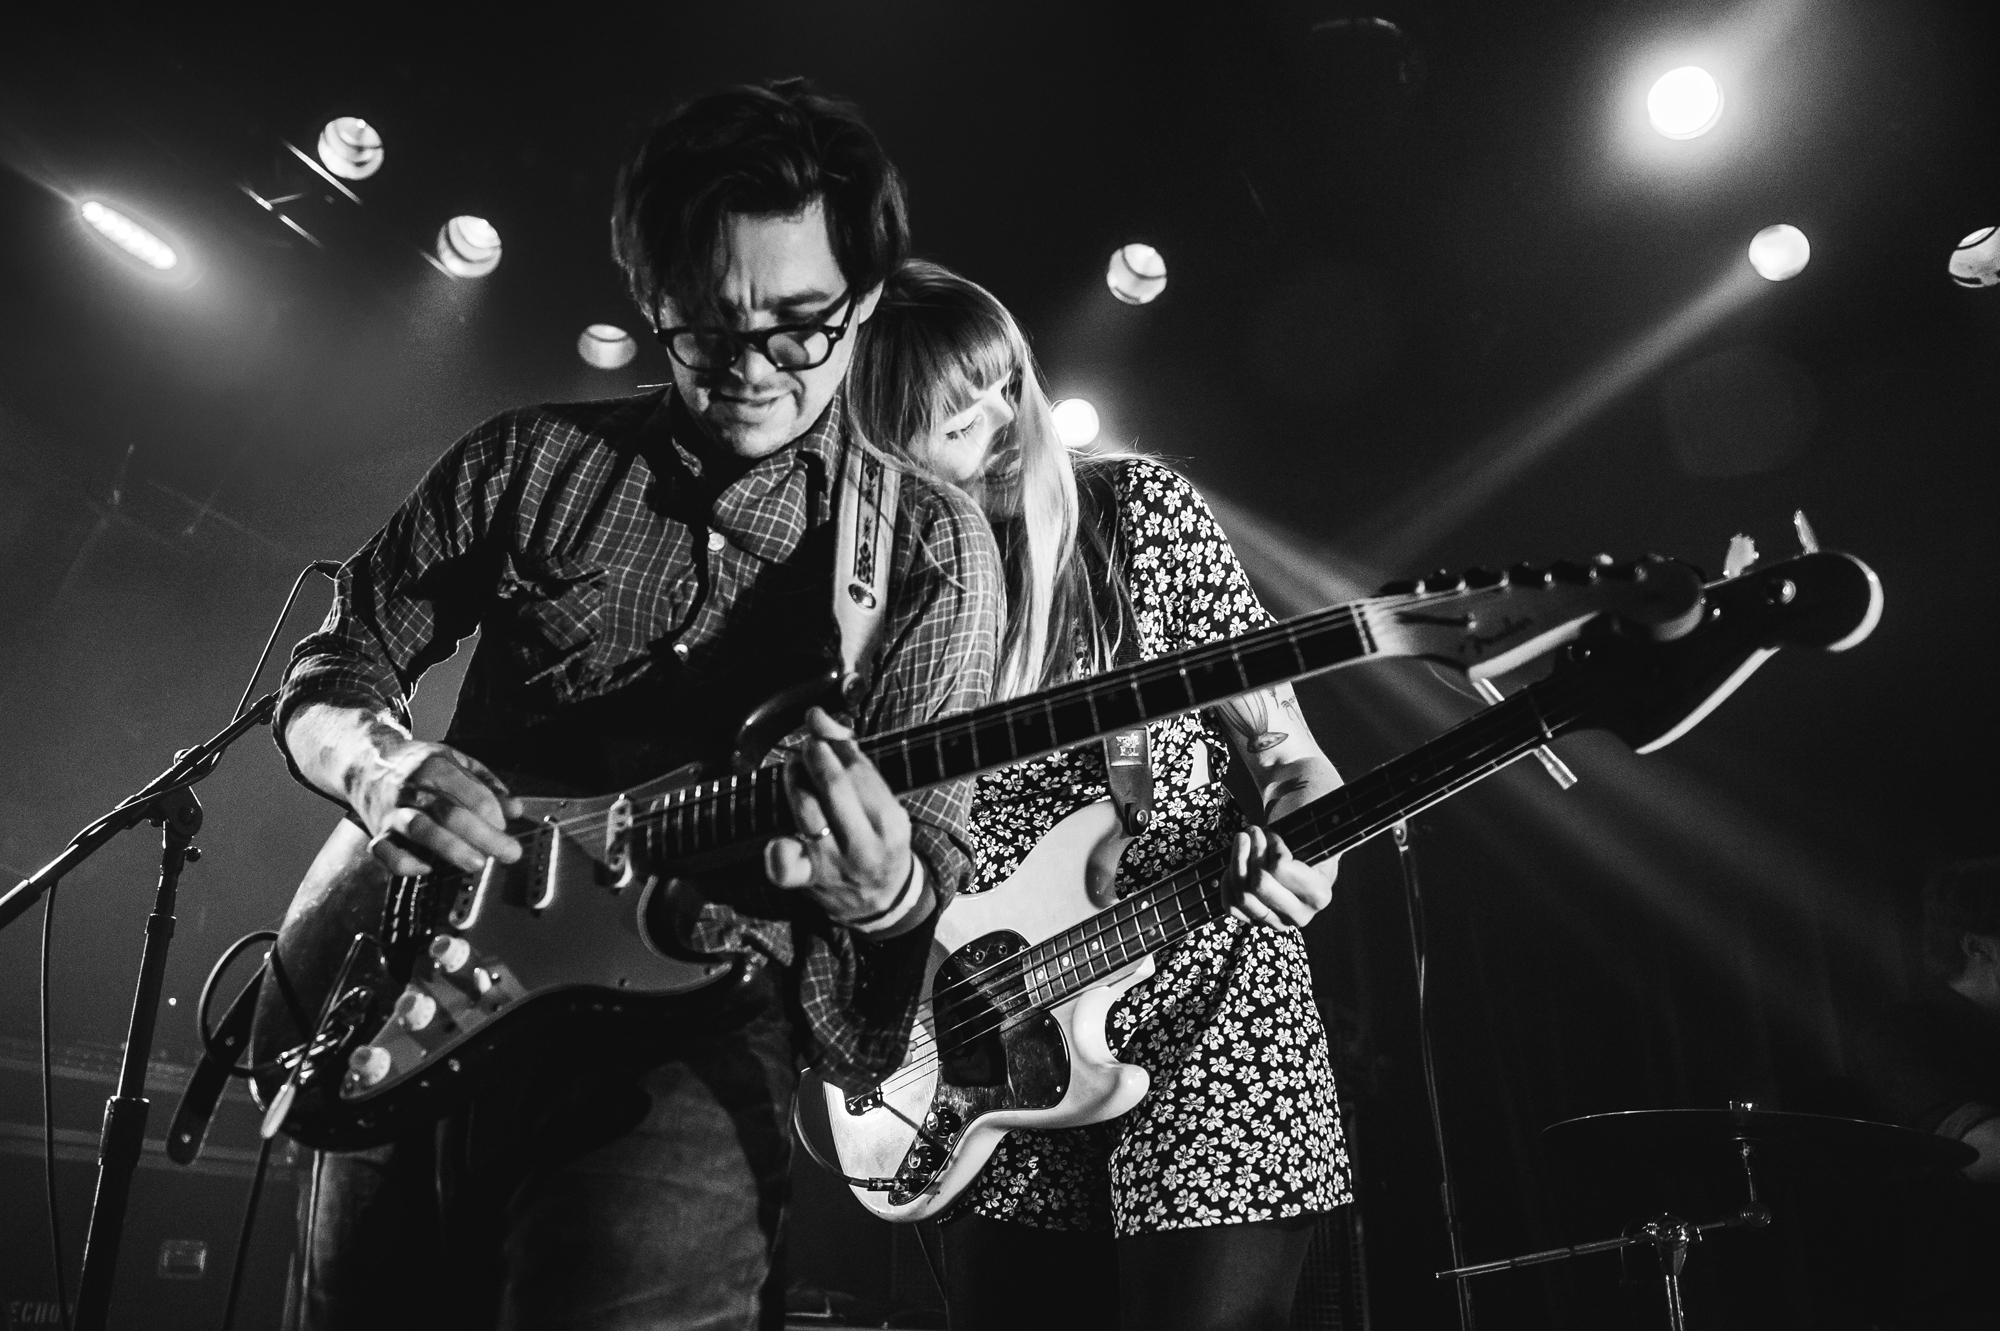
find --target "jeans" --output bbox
[290,965,797,1331]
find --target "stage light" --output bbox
[1646,66,1724,139]
[436,215,501,278]
[1051,398,1100,447]
[79,200,177,271]
[317,117,384,181]
[1747,224,1809,281]
[1948,226,2000,289]
[578,323,637,369]
[1106,244,1167,305]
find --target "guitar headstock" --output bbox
[1367,555,1706,680]
[1552,551,1883,755]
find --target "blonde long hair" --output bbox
[849,261,1127,698]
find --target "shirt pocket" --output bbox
[494,551,608,695]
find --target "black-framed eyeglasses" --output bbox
[654,289,858,372]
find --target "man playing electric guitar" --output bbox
[272,82,1001,1329]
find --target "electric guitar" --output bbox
[805,549,1882,1221]
[249,556,1703,1150]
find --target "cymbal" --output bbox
[1543,1108,1974,1178]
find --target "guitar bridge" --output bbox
[604,794,637,890]
[844,1086,884,1116]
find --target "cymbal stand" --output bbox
[1435,1203,1771,1331]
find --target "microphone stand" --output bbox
[0,691,279,1331]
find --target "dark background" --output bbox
[1,2,1994,1326]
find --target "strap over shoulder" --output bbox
[832,437,900,706]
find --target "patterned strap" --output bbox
[833,438,899,705]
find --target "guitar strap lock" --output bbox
[1103,727,1154,837]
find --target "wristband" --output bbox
[842,856,927,936]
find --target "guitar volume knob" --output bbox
[429,934,472,974]
[348,1045,392,1087]
[394,987,439,1032]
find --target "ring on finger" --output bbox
[399,788,446,817]
[804,824,836,845]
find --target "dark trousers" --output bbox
[291,970,798,1331]
[940,1212,1318,1331]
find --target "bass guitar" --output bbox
[250,555,1702,1149]
[805,548,1882,1221]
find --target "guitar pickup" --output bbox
[845,1086,885,1116]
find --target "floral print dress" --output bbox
[952,459,1352,1236]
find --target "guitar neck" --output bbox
[1011,671,1596,1011]
[640,599,1382,862]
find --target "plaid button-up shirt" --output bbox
[277,387,1000,1089]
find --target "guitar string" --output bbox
[903,676,1589,1027]
[529,592,1391,844]
[873,723,1561,1102]
[403,590,1392,903]
[868,686,1589,1098]
[455,578,1541,856]
[887,672,1595,1092]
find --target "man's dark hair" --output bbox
[1921,857,2000,979]
[611,78,910,326]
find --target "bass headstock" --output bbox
[1552,551,1883,755]
[1366,554,1706,680]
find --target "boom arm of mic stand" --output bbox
[0,691,280,933]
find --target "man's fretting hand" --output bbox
[765,708,927,930]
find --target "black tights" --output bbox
[939,1212,1317,1331]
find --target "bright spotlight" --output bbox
[1747,224,1809,282]
[1646,66,1723,139]
[79,200,177,270]
[317,117,384,181]
[1051,398,1101,447]
[578,323,637,369]
[1948,226,2000,289]
[436,215,501,278]
[1106,244,1167,305]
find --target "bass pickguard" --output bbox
[817,801,1156,1221]
[867,931,1071,1204]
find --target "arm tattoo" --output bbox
[1220,688,1295,755]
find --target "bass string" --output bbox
[875,688,1593,1096]
[917,675,1588,1020]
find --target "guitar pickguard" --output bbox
[819,801,1155,1220]
[879,931,1072,1203]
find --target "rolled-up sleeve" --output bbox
[274,414,520,784]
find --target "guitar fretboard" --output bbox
[630,598,1384,864]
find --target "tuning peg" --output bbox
[1462,566,1505,588]
[1548,560,1596,585]
[1418,569,1465,593]
[1723,534,1758,579]
[1377,578,1419,595]
[1508,562,1549,587]
[1793,510,1820,554]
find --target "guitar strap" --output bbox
[832,435,900,708]
[1104,726,1154,835]
[1082,465,1155,837]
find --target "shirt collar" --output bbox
[662,386,847,562]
